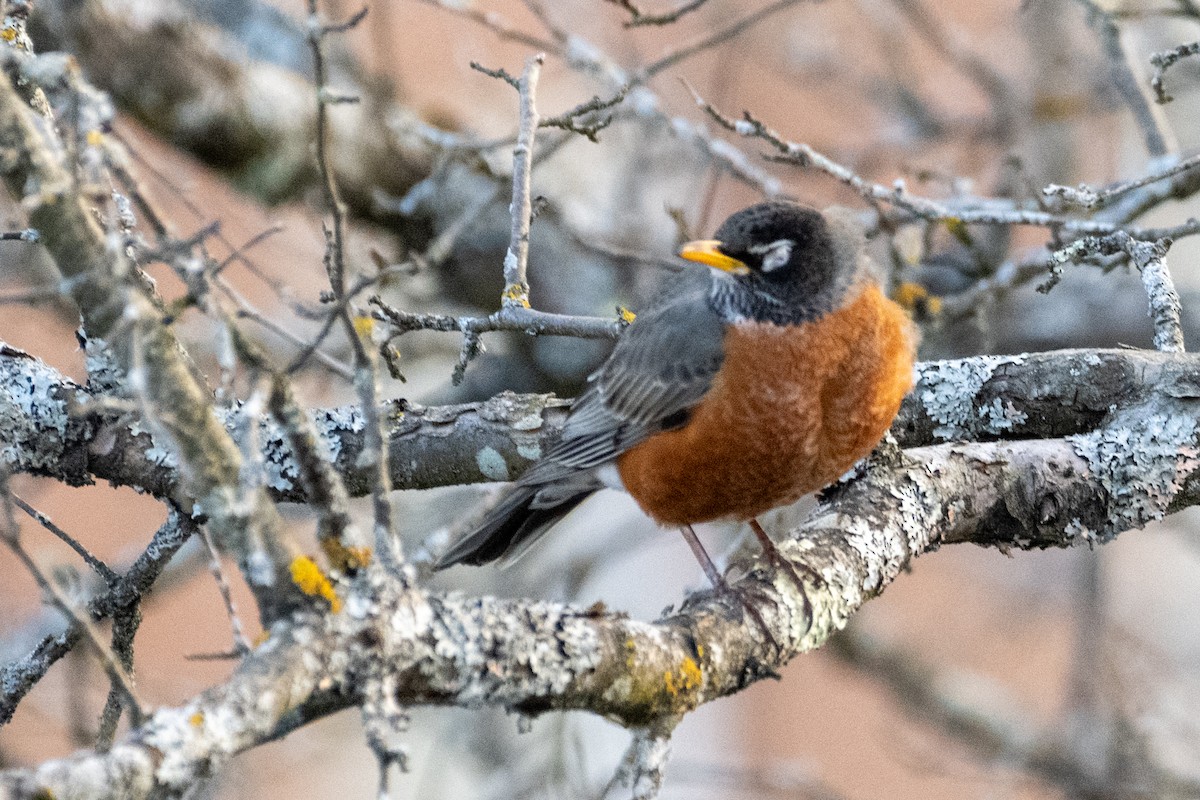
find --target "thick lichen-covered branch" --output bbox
[5,380,1200,799]
[5,345,1196,502]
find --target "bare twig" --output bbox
[1150,40,1200,103]
[1073,0,1175,156]
[640,0,816,79]
[12,496,118,585]
[609,0,710,27]
[199,526,252,657]
[370,299,626,340]
[0,511,193,725]
[1130,239,1185,353]
[306,0,401,570]
[695,94,1200,240]
[888,0,1016,137]
[1045,233,1183,352]
[94,600,141,750]
[0,476,146,728]
[414,0,559,52]
[1043,151,1200,210]
[216,277,354,380]
[540,86,628,142]
[501,54,545,310]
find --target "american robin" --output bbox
[436,200,917,577]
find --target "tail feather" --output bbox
[434,487,591,569]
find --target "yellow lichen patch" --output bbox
[502,284,531,308]
[624,638,638,671]
[352,315,375,341]
[252,629,271,647]
[892,282,942,318]
[86,130,104,147]
[663,656,703,700]
[617,306,636,325]
[321,537,372,573]
[943,216,973,246]
[1,28,16,42]
[290,555,343,612]
[189,711,205,727]
[31,789,55,800]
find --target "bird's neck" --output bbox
[708,273,855,326]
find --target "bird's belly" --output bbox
[616,284,916,526]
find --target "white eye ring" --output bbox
[759,239,793,272]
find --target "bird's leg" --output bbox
[678,524,779,651]
[678,523,725,589]
[748,518,818,634]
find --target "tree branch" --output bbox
[4,382,1199,797]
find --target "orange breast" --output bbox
[616,283,916,526]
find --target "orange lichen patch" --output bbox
[290,555,343,612]
[663,656,703,699]
[617,305,637,324]
[252,629,271,647]
[189,711,205,727]
[619,283,917,524]
[321,538,372,573]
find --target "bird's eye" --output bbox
[757,239,793,272]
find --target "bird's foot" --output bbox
[679,524,780,653]
[748,518,819,636]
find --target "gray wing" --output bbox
[520,273,726,486]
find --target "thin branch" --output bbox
[609,0,710,27]
[1047,233,1184,352]
[413,0,560,53]
[1129,239,1185,353]
[306,0,401,571]
[198,527,252,657]
[501,54,545,310]
[539,86,628,143]
[12,495,119,585]
[694,94,1200,239]
[1043,151,1200,210]
[370,299,626,340]
[0,511,194,725]
[1149,40,1200,103]
[830,625,1111,799]
[641,0,816,79]
[0,477,146,729]
[1073,0,1175,156]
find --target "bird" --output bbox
[435,200,917,582]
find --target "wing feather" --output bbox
[520,274,726,485]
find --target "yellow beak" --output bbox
[678,240,750,275]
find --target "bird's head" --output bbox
[678,201,867,325]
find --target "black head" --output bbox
[678,201,864,325]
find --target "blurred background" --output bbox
[2,0,1200,797]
